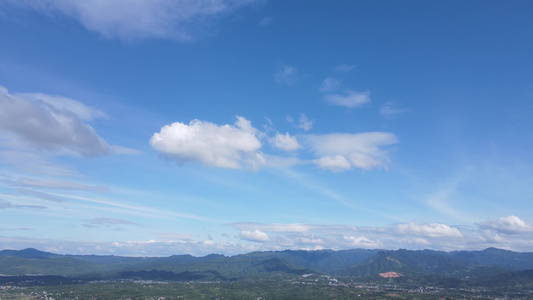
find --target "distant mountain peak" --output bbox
[483,247,511,253]
[0,248,57,259]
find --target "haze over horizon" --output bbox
[1,0,532,256]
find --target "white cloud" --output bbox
[269,132,300,151]
[0,86,111,157]
[150,116,265,170]
[286,113,313,131]
[9,177,108,192]
[230,222,312,233]
[313,155,352,172]
[262,155,302,168]
[324,90,370,108]
[0,235,263,257]
[151,116,398,172]
[305,132,398,171]
[297,114,313,131]
[83,218,140,228]
[6,0,260,41]
[226,220,523,252]
[275,65,298,85]
[4,216,533,256]
[478,215,533,235]
[18,92,107,121]
[320,77,342,92]
[396,222,463,238]
[240,229,270,242]
[285,115,294,123]
[343,235,382,248]
[380,101,411,118]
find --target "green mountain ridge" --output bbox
[335,249,508,281]
[1,247,533,287]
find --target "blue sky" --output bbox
[1,0,533,256]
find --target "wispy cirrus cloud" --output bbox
[9,178,108,192]
[18,92,107,121]
[49,192,209,221]
[319,64,370,109]
[324,90,371,108]
[275,65,299,85]
[0,149,78,176]
[16,188,66,202]
[230,222,313,233]
[3,0,262,41]
[83,218,140,228]
[320,77,342,93]
[380,101,411,118]
[0,198,47,210]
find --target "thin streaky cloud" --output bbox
[16,92,107,121]
[83,218,141,228]
[0,150,78,176]
[4,0,263,41]
[48,192,210,222]
[9,178,109,192]
[380,101,411,118]
[0,198,47,210]
[16,188,66,202]
[278,168,358,209]
[324,90,370,108]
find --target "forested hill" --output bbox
[2,247,533,287]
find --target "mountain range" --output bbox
[1,247,533,288]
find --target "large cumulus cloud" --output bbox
[0,86,111,157]
[150,116,265,170]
